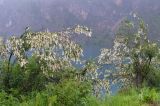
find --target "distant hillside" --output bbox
[0,0,160,47]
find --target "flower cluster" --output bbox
[98,35,132,88]
[0,37,8,60]
[0,25,92,74]
[98,36,130,66]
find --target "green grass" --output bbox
[86,88,160,106]
[1,87,160,106]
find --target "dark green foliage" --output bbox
[0,56,46,97]
[0,91,19,106]
[45,80,91,106]
[139,88,159,104]
[0,78,92,106]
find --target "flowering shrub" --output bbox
[0,25,94,95]
[0,25,91,73]
[98,16,160,89]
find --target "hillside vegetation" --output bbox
[0,16,160,106]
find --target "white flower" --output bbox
[20,59,28,67]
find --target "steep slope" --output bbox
[0,0,160,47]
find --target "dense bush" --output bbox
[20,80,92,106]
[0,56,46,96]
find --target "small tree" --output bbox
[98,16,160,89]
[0,25,92,92]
